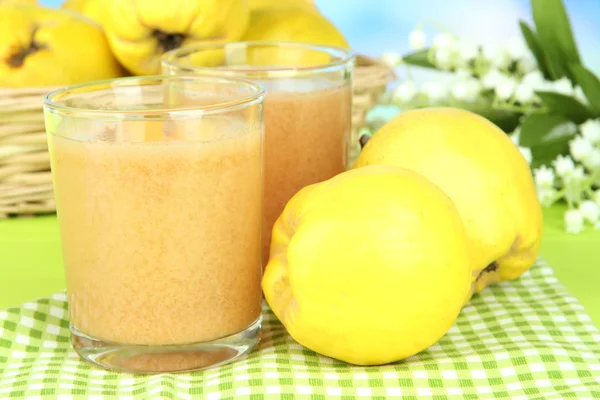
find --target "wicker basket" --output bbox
[350,54,397,161]
[0,87,58,218]
[0,55,395,218]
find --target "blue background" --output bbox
[40,0,600,74]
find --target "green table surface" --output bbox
[1,205,599,327]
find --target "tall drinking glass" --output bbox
[43,75,265,373]
[162,42,354,265]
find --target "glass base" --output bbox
[71,317,262,374]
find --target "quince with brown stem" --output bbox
[0,4,122,87]
[354,108,543,298]
[101,0,249,75]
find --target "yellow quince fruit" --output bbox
[262,165,471,365]
[1,0,37,4]
[242,6,349,49]
[61,0,107,25]
[0,4,122,87]
[249,0,316,12]
[103,0,249,75]
[60,0,85,12]
[354,108,543,296]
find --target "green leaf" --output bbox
[530,135,572,168]
[519,21,551,79]
[542,44,572,81]
[536,91,594,124]
[477,109,522,133]
[519,113,574,147]
[532,0,581,71]
[402,49,436,69]
[454,92,522,133]
[570,64,600,115]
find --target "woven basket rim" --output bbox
[356,54,396,73]
[0,53,396,92]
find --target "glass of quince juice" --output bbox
[43,75,265,373]
[162,42,354,266]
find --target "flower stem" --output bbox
[401,61,414,81]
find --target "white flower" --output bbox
[409,29,427,50]
[380,51,401,67]
[433,48,453,70]
[569,135,594,161]
[456,41,479,64]
[518,53,538,73]
[563,166,586,189]
[511,126,521,144]
[580,119,600,144]
[522,70,545,89]
[451,79,481,103]
[422,81,449,104]
[572,165,586,181]
[515,82,536,104]
[564,209,585,234]
[594,190,600,207]
[483,45,511,69]
[506,36,528,60]
[537,187,556,207]
[495,75,517,100]
[582,148,600,170]
[432,33,454,50]
[563,166,586,205]
[392,80,417,104]
[455,68,472,80]
[493,50,512,69]
[470,80,485,99]
[534,165,555,188]
[510,127,521,145]
[519,146,532,164]
[574,86,588,105]
[481,68,502,89]
[551,77,574,96]
[537,79,557,92]
[579,200,600,224]
[552,155,575,178]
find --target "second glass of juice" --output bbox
[162,42,355,265]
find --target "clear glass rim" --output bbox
[161,41,355,76]
[43,75,265,119]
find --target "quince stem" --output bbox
[7,26,46,68]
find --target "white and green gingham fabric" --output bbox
[1,258,599,399]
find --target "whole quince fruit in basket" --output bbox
[354,108,543,297]
[262,165,471,365]
[0,4,122,87]
[102,0,249,75]
[249,0,316,12]
[1,0,37,4]
[242,6,349,49]
[61,0,106,25]
[1,0,38,4]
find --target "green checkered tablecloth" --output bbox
[1,259,599,399]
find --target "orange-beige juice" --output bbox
[261,83,351,263]
[49,119,263,346]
